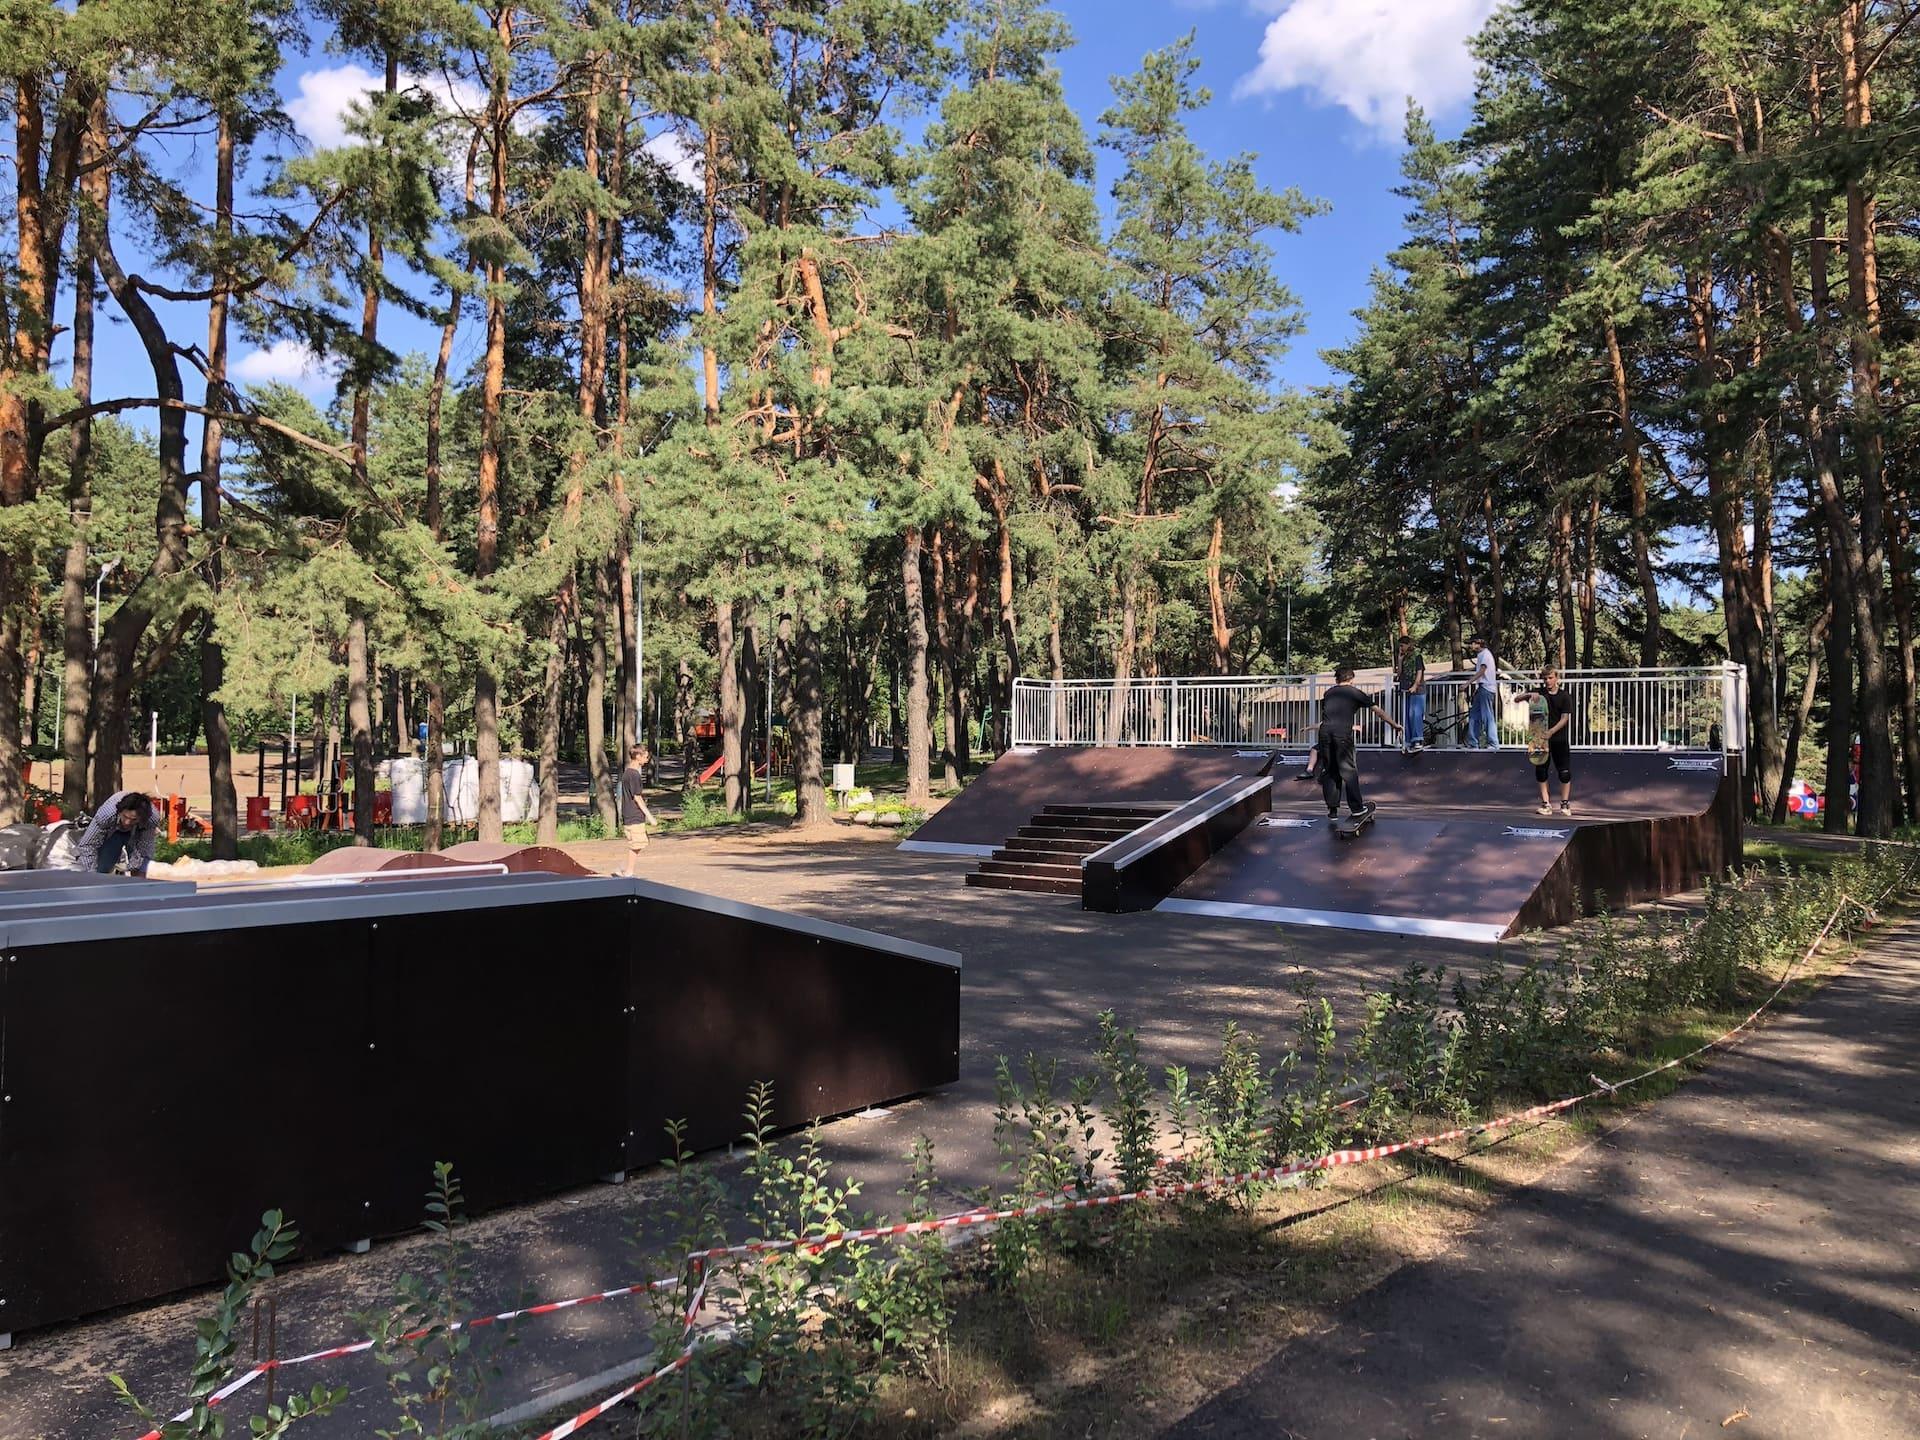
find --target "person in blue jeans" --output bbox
[1467,633,1499,748]
[1397,636,1427,752]
[72,791,159,876]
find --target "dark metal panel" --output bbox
[0,877,960,1336]
[1084,775,1274,913]
[360,895,628,1228]
[625,897,961,1169]
[0,919,376,1334]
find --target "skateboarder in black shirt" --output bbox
[1305,666,1403,823]
[1531,667,1575,815]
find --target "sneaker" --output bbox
[1536,802,1554,816]
[1560,802,1574,816]
[1350,802,1376,822]
[1326,809,1340,821]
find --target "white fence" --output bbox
[1010,665,1748,756]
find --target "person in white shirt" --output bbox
[1468,634,1499,749]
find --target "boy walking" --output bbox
[618,744,657,876]
[1397,636,1427,752]
[1306,666,1404,822]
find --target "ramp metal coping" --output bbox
[0,873,961,971]
[1082,771,1275,873]
[1155,897,1509,945]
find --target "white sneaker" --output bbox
[1560,802,1574,816]
[1536,802,1554,816]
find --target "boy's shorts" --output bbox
[624,822,649,851]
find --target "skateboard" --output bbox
[1526,693,1550,765]
[1334,808,1375,841]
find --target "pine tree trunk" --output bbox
[536,587,568,844]
[198,107,240,856]
[1603,315,1661,667]
[1206,517,1232,674]
[1824,537,1855,835]
[1773,607,1829,825]
[1109,573,1138,742]
[1552,500,1576,666]
[718,598,747,814]
[588,561,614,828]
[1480,489,1504,654]
[900,529,932,803]
[1838,6,1895,834]
[346,612,375,842]
[1889,478,1920,818]
[60,96,105,811]
[792,621,828,825]
[425,678,446,850]
[930,529,959,787]
[91,230,194,807]
[473,12,513,844]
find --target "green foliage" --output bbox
[363,1164,506,1440]
[109,1211,346,1439]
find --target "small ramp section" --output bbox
[1083,773,1274,913]
[1160,815,1576,944]
[301,847,487,877]
[967,804,1165,896]
[903,746,1276,856]
[440,840,595,876]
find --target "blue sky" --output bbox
[71,0,1501,416]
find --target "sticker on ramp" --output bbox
[1258,816,1319,828]
[1235,749,1276,758]
[1503,825,1569,840]
[1666,757,1722,772]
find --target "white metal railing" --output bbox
[1011,664,1748,757]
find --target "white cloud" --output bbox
[232,339,339,392]
[643,129,704,191]
[1236,0,1500,139]
[283,64,492,153]
[285,64,383,151]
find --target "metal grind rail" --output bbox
[1012,664,1748,759]
[128,852,1905,1440]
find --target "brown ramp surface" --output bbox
[905,746,1276,853]
[1161,815,1573,944]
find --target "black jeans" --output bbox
[1318,732,1364,814]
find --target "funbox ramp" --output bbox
[901,745,1276,856]
[912,746,1742,943]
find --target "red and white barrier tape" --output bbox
[135,1277,685,1438]
[532,1267,710,1440]
[132,864,1908,1440]
[514,865,1911,1440]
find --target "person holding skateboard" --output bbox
[1529,667,1575,815]
[1305,665,1404,830]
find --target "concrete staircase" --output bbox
[964,803,1170,896]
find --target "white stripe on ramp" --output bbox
[1155,897,1508,945]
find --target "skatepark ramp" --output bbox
[908,741,1741,944]
[966,803,1168,895]
[1082,772,1274,913]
